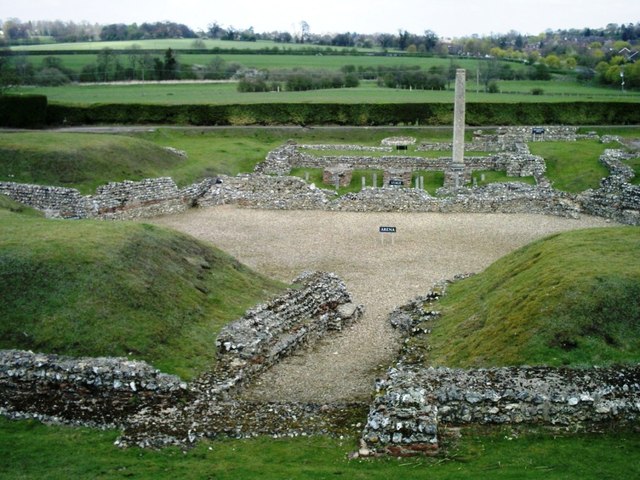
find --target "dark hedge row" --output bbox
[0,96,638,128]
[46,102,640,127]
[0,95,48,128]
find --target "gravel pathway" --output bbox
[150,207,613,402]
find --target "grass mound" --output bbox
[0,208,285,379]
[0,132,186,194]
[415,227,640,367]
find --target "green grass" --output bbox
[0,194,44,217]
[471,170,537,186]
[0,130,286,193]
[411,227,640,368]
[622,156,640,185]
[1,418,638,479]
[13,79,640,105]
[529,140,611,192]
[9,38,381,52]
[412,170,445,194]
[0,132,187,194]
[0,208,285,379]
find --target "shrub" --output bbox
[34,68,70,86]
[531,87,545,95]
[487,80,500,93]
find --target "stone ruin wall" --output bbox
[358,281,640,457]
[0,271,363,440]
[202,271,363,398]
[0,350,189,429]
[362,364,640,457]
[0,177,213,220]
[0,139,638,224]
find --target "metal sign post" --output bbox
[379,226,397,245]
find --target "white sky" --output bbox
[1,0,639,38]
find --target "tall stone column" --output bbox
[451,69,466,187]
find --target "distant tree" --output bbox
[398,30,410,50]
[528,63,552,80]
[240,27,257,42]
[163,48,178,80]
[300,21,310,44]
[274,32,292,43]
[377,33,395,49]
[96,48,121,81]
[207,22,225,39]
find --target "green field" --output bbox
[9,38,380,52]
[14,79,639,105]
[411,227,640,368]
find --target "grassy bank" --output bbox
[1,418,637,479]
[414,227,640,368]
[0,207,285,379]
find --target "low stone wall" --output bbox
[359,279,640,457]
[0,177,209,220]
[197,174,333,210]
[578,149,640,225]
[201,271,363,398]
[0,350,188,428]
[362,364,640,456]
[0,271,363,442]
[299,144,392,152]
[0,182,91,218]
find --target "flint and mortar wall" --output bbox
[202,271,363,397]
[0,177,212,220]
[0,271,363,436]
[363,364,640,456]
[0,350,188,428]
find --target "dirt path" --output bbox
[150,207,613,402]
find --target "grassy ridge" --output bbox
[418,227,640,368]
[0,208,285,379]
[0,132,185,194]
[1,418,638,479]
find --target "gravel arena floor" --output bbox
[150,207,614,403]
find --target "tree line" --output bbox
[1,18,639,90]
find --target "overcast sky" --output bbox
[1,0,639,38]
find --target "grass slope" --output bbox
[1,418,638,479]
[415,227,640,368]
[0,208,285,379]
[0,132,186,194]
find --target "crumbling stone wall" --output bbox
[362,364,640,456]
[578,149,640,225]
[0,271,363,438]
[0,177,210,220]
[0,182,92,218]
[360,279,640,457]
[0,350,188,428]
[202,271,363,397]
